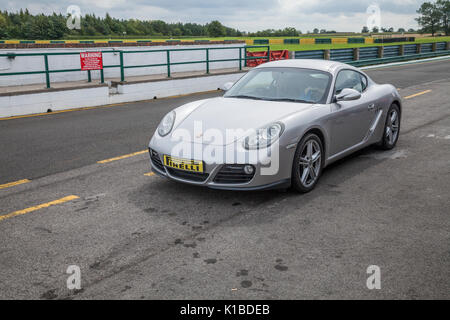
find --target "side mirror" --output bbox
[220,82,234,91]
[335,88,361,102]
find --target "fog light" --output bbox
[244,165,255,175]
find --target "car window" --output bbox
[224,67,332,104]
[335,70,363,94]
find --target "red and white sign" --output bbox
[80,52,103,70]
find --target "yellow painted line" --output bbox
[0,179,30,190]
[144,172,155,176]
[404,90,432,100]
[0,195,79,222]
[97,150,147,164]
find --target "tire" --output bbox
[291,133,324,193]
[379,103,401,150]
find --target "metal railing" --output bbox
[295,42,450,66]
[0,45,269,88]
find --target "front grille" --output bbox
[213,165,255,184]
[149,148,164,172]
[166,167,209,182]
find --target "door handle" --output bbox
[368,103,375,110]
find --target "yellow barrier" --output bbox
[365,38,374,44]
[300,38,315,45]
[269,39,283,45]
[332,38,348,44]
[5,40,20,44]
[245,39,253,45]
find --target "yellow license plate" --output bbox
[163,155,204,173]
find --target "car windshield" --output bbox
[224,67,332,104]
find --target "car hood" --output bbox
[173,97,313,145]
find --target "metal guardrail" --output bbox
[295,42,450,66]
[0,45,270,88]
[347,50,450,67]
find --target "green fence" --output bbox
[0,45,269,88]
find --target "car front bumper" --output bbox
[148,137,295,191]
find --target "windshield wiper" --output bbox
[226,95,265,100]
[267,98,313,103]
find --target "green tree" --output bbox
[0,13,8,38]
[436,0,450,35]
[361,26,369,33]
[207,20,226,37]
[416,2,442,36]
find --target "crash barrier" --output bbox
[245,50,289,67]
[0,45,269,88]
[261,37,420,46]
[374,37,415,43]
[294,42,450,66]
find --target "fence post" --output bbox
[399,44,405,56]
[239,48,242,70]
[377,46,384,58]
[100,69,104,83]
[44,54,50,88]
[87,70,92,82]
[206,48,210,74]
[324,49,330,60]
[166,50,171,78]
[119,51,125,82]
[267,45,270,62]
[432,42,437,52]
[447,42,450,50]
[353,48,360,61]
[416,43,422,54]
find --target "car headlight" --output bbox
[157,111,176,137]
[243,122,284,150]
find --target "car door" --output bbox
[328,69,376,156]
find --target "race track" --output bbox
[0,59,449,299]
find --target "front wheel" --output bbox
[291,133,324,193]
[379,104,401,150]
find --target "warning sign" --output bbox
[80,52,103,70]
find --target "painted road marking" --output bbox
[0,179,31,190]
[144,172,155,176]
[404,90,432,100]
[0,195,79,222]
[97,150,147,164]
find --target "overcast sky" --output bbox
[2,0,424,32]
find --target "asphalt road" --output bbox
[0,59,449,299]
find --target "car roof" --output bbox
[255,59,356,74]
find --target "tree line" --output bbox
[0,10,245,39]
[0,10,305,39]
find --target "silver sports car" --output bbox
[148,59,401,192]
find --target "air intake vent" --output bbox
[214,165,255,184]
[149,148,164,172]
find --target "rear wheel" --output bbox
[379,104,400,150]
[291,133,323,193]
